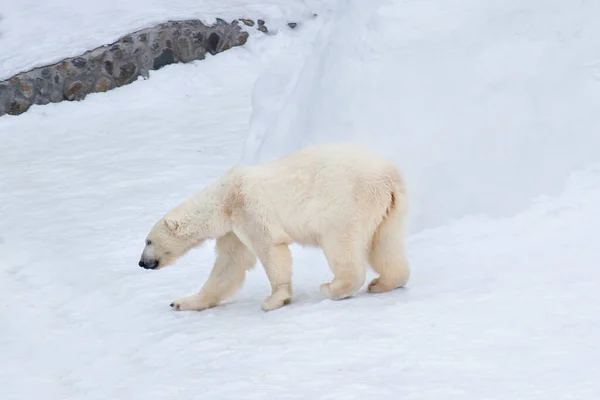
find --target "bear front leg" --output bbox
[171,232,256,311]
[256,243,293,312]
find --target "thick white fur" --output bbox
[140,143,410,312]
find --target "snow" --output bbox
[244,0,600,233]
[2,0,600,399]
[0,0,319,80]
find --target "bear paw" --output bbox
[261,293,291,312]
[368,277,401,293]
[170,294,217,311]
[320,281,357,300]
[367,278,388,293]
[320,282,336,300]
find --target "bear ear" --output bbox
[163,218,179,232]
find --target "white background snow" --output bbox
[1,0,600,399]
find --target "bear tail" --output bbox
[384,167,408,219]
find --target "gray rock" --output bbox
[153,48,175,70]
[64,80,86,101]
[95,76,115,93]
[16,77,35,99]
[207,32,220,55]
[116,62,137,86]
[72,57,87,68]
[8,98,29,115]
[257,20,268,34]
[104,60,114,76]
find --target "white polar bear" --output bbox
[138,142,410,312]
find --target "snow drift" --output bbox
[244,0,600,233]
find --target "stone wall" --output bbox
[0,17,285,118]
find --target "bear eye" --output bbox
[146,239,152,245]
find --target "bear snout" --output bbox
[139,259,159,269]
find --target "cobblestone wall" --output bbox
[0,17,287,117]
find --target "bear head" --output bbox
[138,217,203,270]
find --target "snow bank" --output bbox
[244,0,600,233]
[0,0,320,79]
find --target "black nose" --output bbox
[139,259,158,269]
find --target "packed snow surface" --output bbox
[2,0,600,399]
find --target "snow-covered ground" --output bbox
[2,0,600,399]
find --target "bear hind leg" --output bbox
[256,243,293,312]
[320,232,367,300]
[367,211,410,294]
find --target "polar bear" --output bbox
[138,142,410,312]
